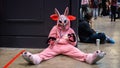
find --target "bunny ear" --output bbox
[67,15,76,21]
[64,7,69,16]
[50,14,76,21]
[55,8,60,17]
[50,14,58,21]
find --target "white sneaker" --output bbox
[22,52,42,65]
[86,50,106,64]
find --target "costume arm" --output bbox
[67,29,77,46]
[47,26,57,45]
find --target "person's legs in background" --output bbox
[111,5,117,22]
[85,33,115,44]
[111,6,114,21]
[87,33,106,44]
[92,8,95,19]
[80,8,83,20]
[95,8,98,19]
[105,35,115,44]
[98,3,101,16]
[92,8,98,20]
[118,7,120,19]
[113,6,116,21]
[101,5,107,16]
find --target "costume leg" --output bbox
[38,47,60,60]
[62,45,106,64]
[62,45,88,61]
[22,51,42,65]
[22,47,59,65]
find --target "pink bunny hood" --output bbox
[50,7,76,31]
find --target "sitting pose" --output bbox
[22,7,106,65]
[78,13,115,44]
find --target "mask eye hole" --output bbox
[64,20,67,23]
[96,51,99,53]
[59,20,62,23]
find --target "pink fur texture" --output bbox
[22,7,105,65]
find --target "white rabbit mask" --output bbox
[50,7,76,31]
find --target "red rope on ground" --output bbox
[3,50,25,68]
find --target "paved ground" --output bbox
[0,16,120,68]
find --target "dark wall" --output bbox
[0,0,80,48]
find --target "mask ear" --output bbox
[50,14,58,21]
[50,8,60,21]
[55,8,60,17]
[64,7,69,16]
[67,15,76,21]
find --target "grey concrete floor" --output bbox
[0,17,120,68]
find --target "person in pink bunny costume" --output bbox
[22,7,106,65]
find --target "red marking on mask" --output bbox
[50,14,76,21]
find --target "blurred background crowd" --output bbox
[80,0,120,22]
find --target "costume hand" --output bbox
[46,37,56,45]
[68,33,76,42]
[63,34,69,40]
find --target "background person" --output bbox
[78,13,115,44]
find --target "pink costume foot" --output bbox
[22,51,42,65]
[86,50,106,64]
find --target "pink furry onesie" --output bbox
[22,7,106,65]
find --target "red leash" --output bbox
[3,50,25,68]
